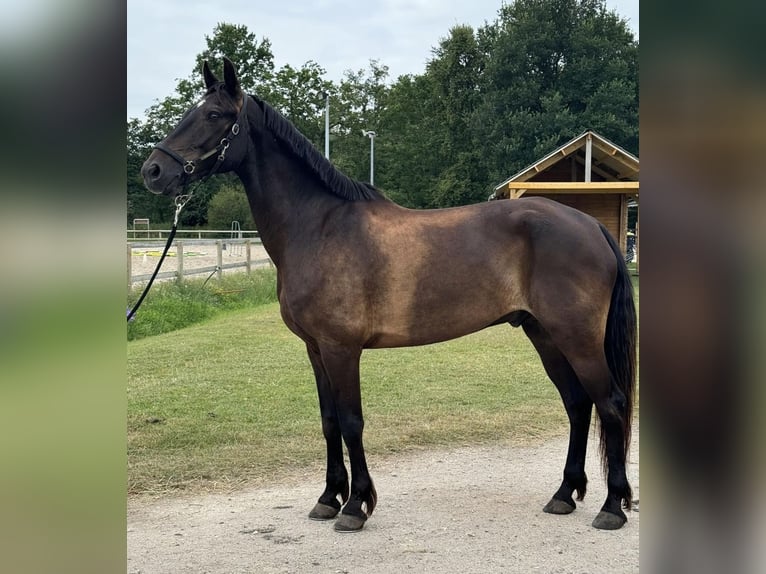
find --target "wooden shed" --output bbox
[492,130,639,256]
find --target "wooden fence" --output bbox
[127,238,272,287]
[128,228,262,240]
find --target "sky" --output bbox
[127,0,639,120]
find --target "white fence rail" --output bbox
[128,229,261,240]
[127,237,272,287]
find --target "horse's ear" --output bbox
[222,57,241,95]
[202,61,219,89]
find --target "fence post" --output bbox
[216,240,223,280]
[245,240,252,274]
[127,244,132,289]
[176,242,184,283]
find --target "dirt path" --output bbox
[128,425,638,573]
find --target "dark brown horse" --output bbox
[141,58,636,532]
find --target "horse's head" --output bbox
[141,57,247,197]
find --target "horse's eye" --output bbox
[207,111,221,120]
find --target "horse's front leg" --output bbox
[318,343,377,532]
[306,344,349,521]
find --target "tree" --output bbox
[190,23,276,97]
[376,26,491,208]
[327,61,390,183]
[377,73,440,207]
[268,61,333,147]
[127,118,172,224]
[474,0,639,182]
[207,184,256,230]
[424,25,489,206]
[139,23,276,134]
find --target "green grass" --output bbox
[127,268,278,340]
[128,304,569,496]
[128,272,640,497]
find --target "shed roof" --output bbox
[494,130,639,192]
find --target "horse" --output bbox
[141,58,636,532]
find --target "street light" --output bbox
[362,130,377,185]
[321,92,330,159]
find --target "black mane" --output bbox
[251,95,389,202]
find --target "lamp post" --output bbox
[321,92,330,159]
[362,130,377,185]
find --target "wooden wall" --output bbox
[523,192,627,252]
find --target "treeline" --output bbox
[127,0,638,228]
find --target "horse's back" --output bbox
[362,196,614,280]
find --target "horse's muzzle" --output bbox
[141,151,182,196]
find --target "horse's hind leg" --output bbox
[556,342,633,530]
[306,344,350,521]
[522,318,593,515]
[591,387,633,530]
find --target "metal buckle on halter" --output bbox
[183,161,195,174]
[218,138,230,162]
[231,123,240,136]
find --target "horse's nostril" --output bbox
[148,163,161,179]
[141,161,162,182]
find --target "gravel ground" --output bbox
[128,423,639,573]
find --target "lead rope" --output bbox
[127,193,192,322]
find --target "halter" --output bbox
[153,92,249,189]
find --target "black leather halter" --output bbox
[153,93,249,188]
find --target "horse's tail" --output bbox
[598,223,637,489]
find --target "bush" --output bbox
[206,184,256,230]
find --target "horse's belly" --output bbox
[365,301,512,349]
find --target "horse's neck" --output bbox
[236,129,341,264]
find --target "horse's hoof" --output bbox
[308,502,340,521]
[334,513,366,532]
[592,510,627,530]
[543,498,576,515]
